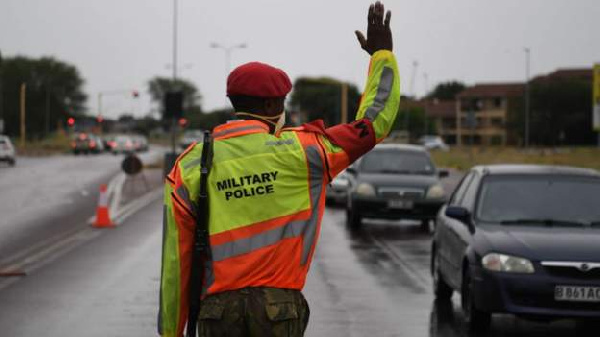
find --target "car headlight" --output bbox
[426,184,445,199]
[482,253,535,274]
[355,183,376,196]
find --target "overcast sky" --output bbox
[1,0,599,118]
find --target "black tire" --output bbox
[8,159,16,167]
[431,248,453,301]
[461,267,491,332]
[346,201,362,229]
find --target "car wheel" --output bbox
[346,201,362,229]
[8,159,16,167]
[461,267,491,332]
[431,248,453,301]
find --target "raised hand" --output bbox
[355,1,393,55]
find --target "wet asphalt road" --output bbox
[308,206,596,337]
[0,167,595,336]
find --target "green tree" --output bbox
[147,77,202,119]
[392,104,435,140]
[427,81,466,100]
[529,79,594,145]
[186,107,233,130]
[289,77,361,126]
[0,55,87,138]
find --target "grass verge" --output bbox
[430,146,600,171]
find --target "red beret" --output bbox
[227,62,292,97]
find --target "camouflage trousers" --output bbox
[197,287,310,337]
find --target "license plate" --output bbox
[555,286,600,302]
[388,199,413,209]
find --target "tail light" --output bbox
[90,141,97,148]
[108,141,116,148]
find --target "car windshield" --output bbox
[476,175,600,225]
[360,149,435,175]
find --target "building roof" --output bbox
[457,83,525,98]
[424,100,455,118]
[531,68,593,83]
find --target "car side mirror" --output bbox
[445,206,474,232]
[438,169,449,178]
[346,166,357,175]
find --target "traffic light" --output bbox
[164,91,184,120]
[97,115,104,123]
[67,117,75,127]
[178,118,188,127]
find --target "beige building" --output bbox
[456,83,524,146]
[424,100,457,144]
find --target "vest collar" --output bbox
[212,119,270,140]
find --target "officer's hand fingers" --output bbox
[355,30,367,50]
[384,10,391,28]
[374,1,383,25]
[368,4,375,25]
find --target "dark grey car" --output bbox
[345,144,448,232]
[432,165,600,332]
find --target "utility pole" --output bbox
[0,50,4,134]
[45,87,51,137]
[423,72,429,136]
[173,0,178,82]
[341,82,348,124]
[524,48,531,148]
[20,83,26,147]
[163,0,180,176]
[406,60,419,136]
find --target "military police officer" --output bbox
[159,2,400,336]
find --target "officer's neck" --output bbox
[235,113,276,133]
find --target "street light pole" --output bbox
[406,60,419,136]
[210,43,248,74]
[524,47,531,148]
[173,0,178,82]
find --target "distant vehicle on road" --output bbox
[88,134,105,153]
[431,165,600,332]
[111,135,135,155]
[326,169,350,204]
[179,129,204,150]
[132,135,149,152]
[345,144,448,232]
[418,135,449,151]
[71,132,103,154]
[0,135,16,166]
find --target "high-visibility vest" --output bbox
[159,50,400,337]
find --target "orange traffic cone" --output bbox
[93,184,115,228]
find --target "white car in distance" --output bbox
[0,135,16,166]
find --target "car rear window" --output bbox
[360,150,435,175]
[476,174,600,224]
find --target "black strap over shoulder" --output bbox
[186,130,213,337]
